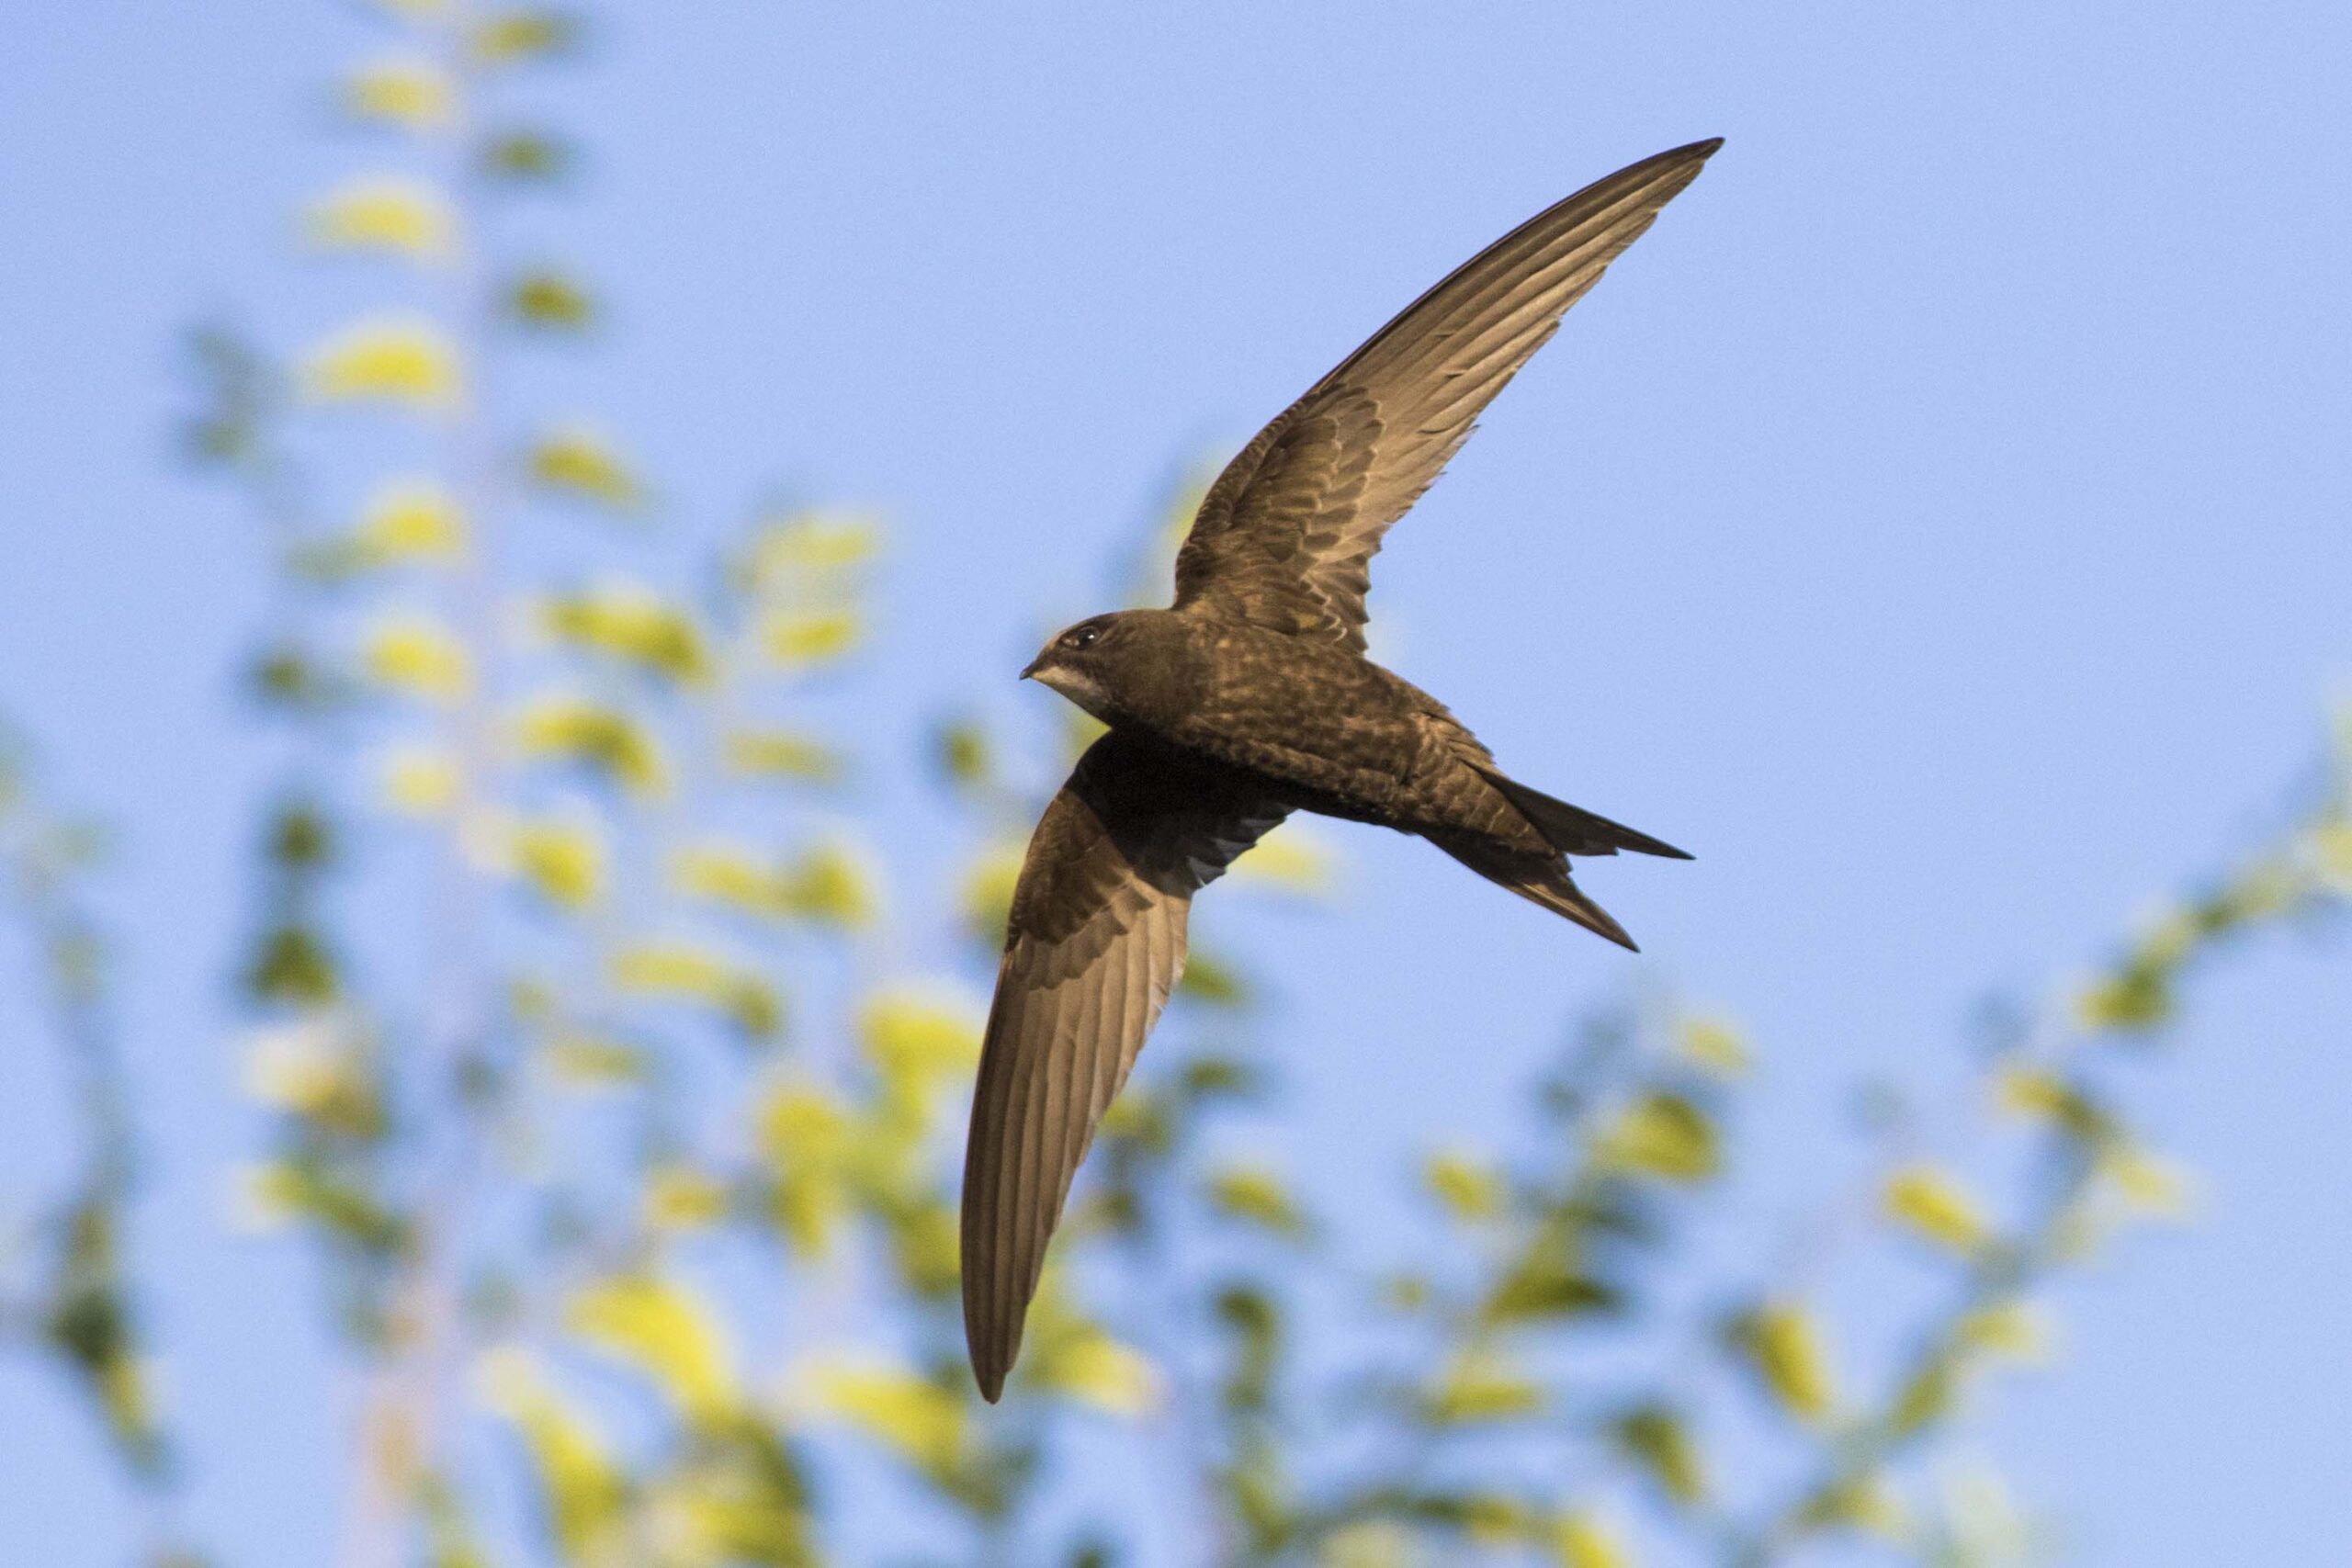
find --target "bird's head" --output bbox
[1022,611,1154,724]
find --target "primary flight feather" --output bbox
[963,138,1721,1401]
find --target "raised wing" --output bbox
[1173,139,1721,650]
[961,731,1287,1401]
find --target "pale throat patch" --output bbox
[1035,663,1116,722]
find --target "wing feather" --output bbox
[961,732,1286,1400]
[1173,140,1721,649]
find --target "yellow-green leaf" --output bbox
[241,1018,378,1134]
[958,842,1024,945]
[1957,1300,2054,1365]
[1027,1330,1157,1416]
[303,318,461,410]
[806,1360,965,1474]
[1207,1164,1309,1238]
[480,130,572,184]
[537,583,709,682]
[1423,1148,1506,1223]
[1676,1014,1752,1077]
[362,615,470,702]
[723,728,845,784]
[1882,1163,1992,1256]
[565,1275,738,1425]
[513,695,669,795]
[1593,1092,1719,1183]
[503,816,605,909]
[343,57,454,130]
[758,608,861,667]
[1613,1404,1706,1506]
[1732,1301,1838,1426]
[642,1165,729,1232]
[378,745,460,816]
[1990,1066,2106,1142]
[539,1033,647,1089]
[775,841,876,927]
[506,268,594,332]
[669,841,781,917]
[471,9,580,65]
[2312,820,2352,890]
[476,1349,627,1558]
[755,1084,850,1255]
[860,991,979,1103]
[304,177,453,263]
[1546,1510,1634,1568]
[1797,1470,1909,1542]
[610,942,781,1041]
[527,426,644,512]
[1427,1348,1545,1425]
[2100,1145,2200,1221]
[739,513,880,593]
[354,479,468,564]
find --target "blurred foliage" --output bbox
[3,4,2347,1566]
[0,731,201,1565]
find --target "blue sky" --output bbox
[3,3,2348,1562]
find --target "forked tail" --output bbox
[1431,835,1642,951]
[1474,764,1693,862]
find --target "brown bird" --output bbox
[963,139,1720,1400]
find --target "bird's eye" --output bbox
[1067,625,1100,650]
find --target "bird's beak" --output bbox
[1020,653,1045,681]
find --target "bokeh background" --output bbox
[3,4,2347,1565]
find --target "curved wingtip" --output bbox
[962,1185,1024,1404]
[962,1228,1020,1402]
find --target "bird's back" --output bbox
[1152,616,1544,849]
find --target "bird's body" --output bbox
[964,139,1724,1400]
[1035,608,1676,902]
[1037,608,1448,822]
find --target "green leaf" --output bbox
[267,801,336,870]
[1487,1265,1620,1323]
[513,695,669,795]
[537,584,708,682]
[506,268,595,332]
[245,924,339,1005]
[1425,1349,1545,1426]
[566,1274,741,1426]
[1423,1149,1505,1223]
[1214,1286,1281,1414]
[526,426,645,513]
[471,9,582,65]
[1729,1301,1839,1427]
[807,1359,967,1477]
[932,717,991,787]
[478,1350,628,1559]
[1592,1091,1720,1183]
[479,130,576,183]
[724,728,847,784]
[1176,948,1248,1006]
[1205,1164,1310,1239]
[1612,1403,1706,1505]
[342,56,453,130]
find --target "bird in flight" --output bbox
[963,139,1721,1400]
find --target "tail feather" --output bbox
[1474,765,1692,861]
[1432,836,1640,951]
